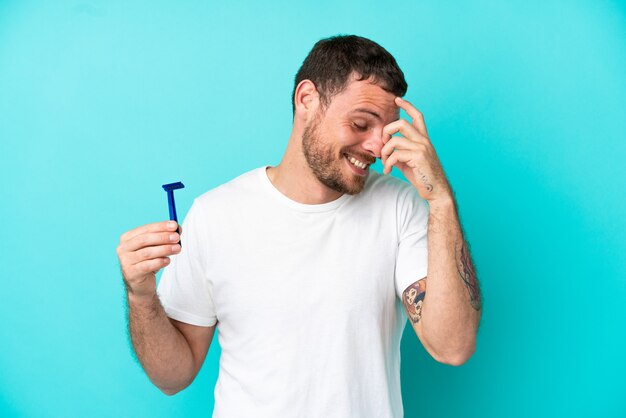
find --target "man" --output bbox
[117,35,482,417]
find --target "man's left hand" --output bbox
[381,97,452,203]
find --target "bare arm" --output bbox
[118,221,215,395]
[402,197,482,366]
[127,292,216,395]
[381,97,481,365]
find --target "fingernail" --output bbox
[168,221,177,229]
[170,234,178,242]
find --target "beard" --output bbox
[301,111,369,195]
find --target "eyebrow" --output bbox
[350,108,382,120]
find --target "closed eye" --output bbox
[352,122,368,132]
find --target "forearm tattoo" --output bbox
[417,168,434,192]
[402,278,427,325]
[456,238,482,310]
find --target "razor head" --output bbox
[162,181,185,192]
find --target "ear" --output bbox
[293,79,319,120]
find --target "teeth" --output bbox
[348,156,368,169]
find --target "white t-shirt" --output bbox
[157,166,429,418]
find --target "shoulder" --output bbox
[360,171,429,224]
[180,167,267,223]
[194,166,265,206]
[362,170,423,204]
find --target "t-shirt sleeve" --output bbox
[156,198,217,327]
[394,185,430,300]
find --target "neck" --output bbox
[266,132,343,205]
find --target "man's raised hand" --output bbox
[381,97,452,203]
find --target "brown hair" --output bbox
[292,35,408,114]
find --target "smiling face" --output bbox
[302,76,400,195]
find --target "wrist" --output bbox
[427,193,456,212]
[127,290,158,308]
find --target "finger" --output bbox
[395,97,429,138]
[383,149,415,175]
[123,231,181,252]
[380,136,420,167]
[129,243,181,265]
[382,119,428,145]
[121,220,179,243]
[132,257,172,275]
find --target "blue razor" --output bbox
[162,181,185,245]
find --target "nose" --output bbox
[361,128,384,159]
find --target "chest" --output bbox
[208,209,399,329]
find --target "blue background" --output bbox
[1,0,625,417]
